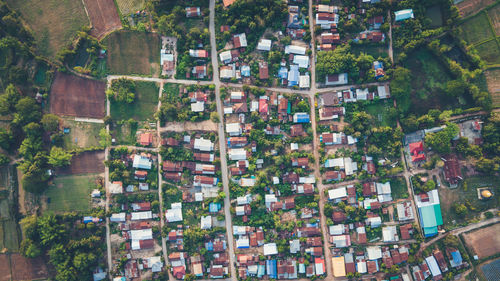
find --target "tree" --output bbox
[316,45,359,81]
[0,128,13,150]
[210,111,220,123]
[20,239,42,258]
[0,153,9,166]
[13,97,41,126]
[48,147,73,167]
[41,114,60,132]
[443,235,459,248]
[106,78,136,103]
[445,80,466,97]
[424,123,459,154]
[0,84,20,115]
[454,203,467,216]
[99,128,111,147]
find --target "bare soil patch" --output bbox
[487,4,500,36]
[485,68,500,108]
[10,253,49,281]
[160,120,217,132]
[463,223,500,259]
[0,255,11,281]
[56,151,105,175]
[456,0,496,18]
[84,0,122,39]
[49,72,106,118]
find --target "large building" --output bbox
[416,190,443,237]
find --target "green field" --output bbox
[475,39,500,65]
[110,81,159,121]
[460,12,495,45]
[0,166,20,251]
[104,31,161,76]
[439,175,499,228]
[390,177,409,200]
[425,5,443,28]
[350,44,388,58]
[6,0,89,58]
[112,121,138,145]
[486,3,500,36]
[365,101,397,127]
[116,0,146,16]
[61,119,105,149]
[45,174,99,213]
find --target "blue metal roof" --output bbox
[266,260,277,278]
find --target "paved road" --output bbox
[209,0,237,280]
[104,84,113,278]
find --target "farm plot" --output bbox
[60,118,104,149]
[116,0,146,15]
[83,0,122,39]
[487,2,500,36]
[459,12,495,45]
[49,72,106,118]
[10,254,49,281]
[456,0,496,18]
[104,31,161,76]
[475,39,500,65]
[56,151,105,175]
[485,68,500,108]
[110,81,159,121]
[0,255,11,281]
[45,173,100,213]
[463,223,500,259]
[6,0,89,58]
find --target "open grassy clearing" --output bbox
[44,173,100,213]
[350,44,388,58]
[486,3,500,36]
[403,49,461,115]
[475,39,500,65]
[116,0,146,16]
[485,68,500,108]
[439,175,499,228]
[110,81,159,121]
[459,12,495,45]
[425,5,443,27]
[365,100,396,127]
[61,118,104,149]
[390,177,409,200]
[0,166,20,251]
[6,0,89,58]
[112,122,138,145]
[104,30,161,76]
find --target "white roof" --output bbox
[220,67,234,79]
[257,39,272,51]
[219,50,232,62]
[265,194,278,204]
[110,212,126,222]
[191,101,204,112]
[145,256,163,273]
[425,256,442,277]
[293,55,309,68]
[109,182,123,194]
[131,211,153,221]
[378,85,389,98]
[366,216,382,227]
[226,122,241,134]
[234,33,247,47]
[344,157,357,176]
[329,224,345,235]
[237,194,251,205]
[273,177,280,184]
[376,182,391,194]
[130,229,153,240]
[233,226,248,235]
[356,88,369,100]
[291,143,299,150]
[228,148,247,160]
[195,192,203,202]
[224,107,233,114]
[325,158,344,168]
[263,243,278,256]
[328,187,347,200]
[382,226,399,242]
[236,237,250,248]
[290,239,301,254]
[239,177,255,187]
[356,261,367,273]
[285,45,306,55]
[299,175,316,184]
[416,189,440,207]
[194,138,214,152]
[200,215,212,229]
[299,74,310,88]
[366,246,382,260]
[133,154,152,170]
[165,203,183,222]
[315,261,324,275]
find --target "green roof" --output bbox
[419,204,443,228]
[433,204,443,225]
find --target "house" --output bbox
[241,65,250,77]
[319,92,341,106]
[293,55,309,68]
[321,33,340,44]
[400,224,413,240]
[109,181,123,194]
[288,6,301,28]
[194,152,214,162]
[192,65,207,79]
[194,138,214,151]
[397,201,415,221]
[219,50,232,64]
[315,12,339,27]
[288,65,300,86]
[191,101,204,112]
[263,243,278,256]
[382,226,399,242]
[194,175,218,187]
[443,155,462,186]
[233,33,247,48]
[133,154,152,170]
[356,226,367,244]
[285,45,306,55]
[332,211,346,223]
[409,141,426,162]
[110,212,126,222]
[315,258,325,275]
[328,187,347,201]
[425,256,442,280]
[377,84,391,99]
[259,61,269,79]
[293,112,310,123]
[292,157,309,168]
[376,182,392,202]
[319,106,345,121]
[368,16,384,29]
[330,235,351,248]
[366,246,382,260]
[447,248,465,268]
[331,257,346,277]
[416,190,443,237]
[433,249,448,273]
[395,9,414,21]
[257,39,272,51]
[228,148,247,161]
[165,203,183,223]
[189,49,208,58]
[299,74,310,88]
[139,132,153,146]
[222,0,235,7]
[201,216,212,230]
[185,7,201,17]
[373,61,385,79]
[161,50,175,73]
[226,123,242,136]
[290,124,304,137]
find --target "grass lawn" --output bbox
[182,203,202,227]
[425,5,443,27]
[403,48,463,116]
[116,0,146,16]
[350,44,388,58]
[475,39,500,65]
[6,0,89,58]
[104,30,161,76]
[365,100,396,127]
[485,68,500,108]
[460,12,495,45]
[110,81,159,121]
[390,177,409,200]
[61,118,104,149]
[112,121,138,145]
[45,174,100,213]
[439,175,499,228]
[162,83,181,103]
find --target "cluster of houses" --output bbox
[107,151,164,279]
[414,247,467,281]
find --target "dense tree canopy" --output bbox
[424,123,459,154]
[106,78,136,103]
